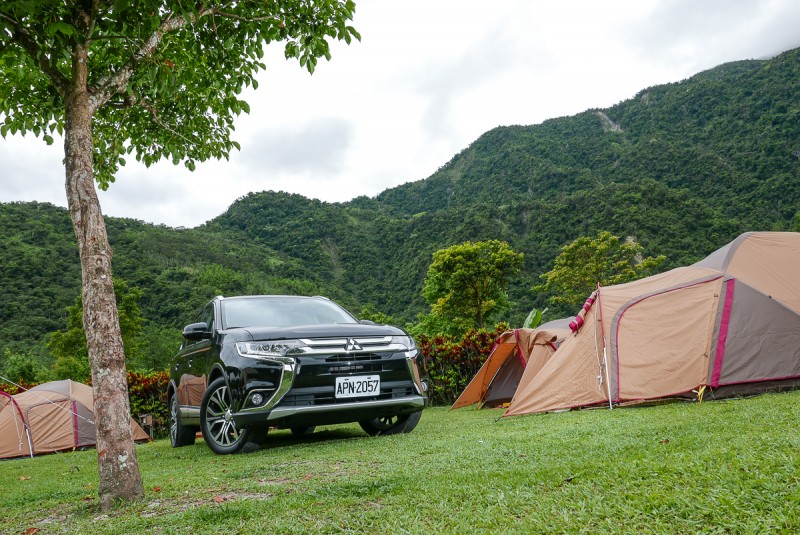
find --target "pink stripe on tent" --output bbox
[711,279,736,387]
[1,391,27,426]
[72,400,79,448]
[1,392,33,458]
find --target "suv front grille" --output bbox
[275,347,417,408]
[298,336,409,356]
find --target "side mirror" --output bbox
[182,322,211,341]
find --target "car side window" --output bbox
[200,304,215,333]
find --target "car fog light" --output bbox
[251,393,264,406]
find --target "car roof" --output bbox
[216,295,331,301]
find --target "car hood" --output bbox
[222,323,406,342]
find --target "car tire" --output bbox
[290,426,316,437]
[169,393,196,447]
[200,377,253,454]
[359,410,422,436]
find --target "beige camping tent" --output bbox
[0,379,150,459]
[506,231,800,416]
[452,319,572,409]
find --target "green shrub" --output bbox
[127,370,169,438]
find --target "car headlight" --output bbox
[236,340,307,360]
[391,335,417,355]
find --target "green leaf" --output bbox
[46,22,76,37]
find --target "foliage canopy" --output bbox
[0,0,360,187]
[47,279,145,380]
[536,231,666,309]
[422,240,524,334]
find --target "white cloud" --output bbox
[240,118,354,176]
[2,0,799,227]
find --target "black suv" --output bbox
[168,295,427,454]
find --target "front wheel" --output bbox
[200,377,252,454]
[359,411,422,436]
[169,393,196,447]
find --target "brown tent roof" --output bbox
[506,232,800,416]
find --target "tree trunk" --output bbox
[64,43,144,510]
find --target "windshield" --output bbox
[221,297,359,329]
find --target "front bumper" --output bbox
[233,394,426,428]
[229,347,428,428]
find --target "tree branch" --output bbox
[89,8,211,113]
[89,4,286,113]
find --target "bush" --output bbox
[417,324,507,406]
[0,378,36,396]
[0,349,46,385]
[127,370,170,439]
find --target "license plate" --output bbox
[335,375,380,399]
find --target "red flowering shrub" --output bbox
[0,379,35,396]
[127,370,169,438]
[417,324,507,406]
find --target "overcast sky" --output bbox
[3,0,800,228]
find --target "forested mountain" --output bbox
[2,47,799,372]
[377,53,800,228]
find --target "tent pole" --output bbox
[596,283,613,410]
[25,424,33,458]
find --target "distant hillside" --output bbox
[0,201,338,363]
[375,49,800,231]
[2,47,799,368]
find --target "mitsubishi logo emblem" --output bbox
[345,338,362,352]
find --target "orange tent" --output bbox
[452,319,572,409]
[506,232,800,416]
[0,380,150,459]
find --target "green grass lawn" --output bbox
[2,392,799,534]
